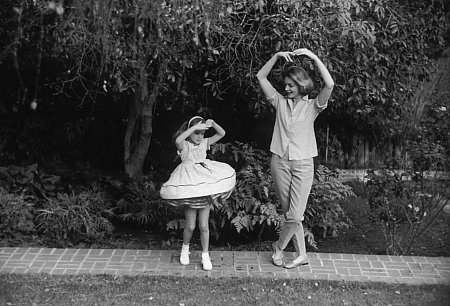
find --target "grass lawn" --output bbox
[1,274,449,306]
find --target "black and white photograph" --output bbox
[0,0,449,305]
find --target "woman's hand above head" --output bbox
[257,51,295,98]
[292,48,317,59]
[292,48,334,106]
[276,51,295,62]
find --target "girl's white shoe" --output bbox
[201,252,212,270]
[180,244,190,265]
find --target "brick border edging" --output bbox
[0,248,449,285]
[337,169,449,182]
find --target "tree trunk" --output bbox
[124,60,165,180]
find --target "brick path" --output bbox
[1,247,449,285]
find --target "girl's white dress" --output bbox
[160,139,236,208]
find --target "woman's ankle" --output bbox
[294,254,308,261]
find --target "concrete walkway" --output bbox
[1,247,449,285]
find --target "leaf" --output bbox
[275,41,281,51]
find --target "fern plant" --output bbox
[211,142,354,247]
[116,179,179,231]
[306,165,355,238]
[210,142,283,236]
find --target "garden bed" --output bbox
[1,195,449,257]
[1,162,449,257]
[314,197,450,257]
[75,196,450,257]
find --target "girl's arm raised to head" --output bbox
[256,52,294,98]
[205,119,225,146]
[174,122,207,150]
[293,48,334,107]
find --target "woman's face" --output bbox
[284,76,300,99]
[188,130,205,145]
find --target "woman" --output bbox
[256,48,334,268]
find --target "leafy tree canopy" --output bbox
[0,0,447,173]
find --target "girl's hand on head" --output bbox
[193,122,208,130]
[277,51,295,62]
[205,119,214,128]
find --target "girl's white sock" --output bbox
[180,244,190,265]
[201,252,212,271]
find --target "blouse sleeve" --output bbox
[312,97,328,119]
[314,97,327,111]
[264,83,283,110]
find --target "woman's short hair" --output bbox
[281,66,314,94]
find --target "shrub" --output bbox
[0,164,63,200]
[307,166,355,239]
[342,179,367,198]
[0,190,35,241]
[36,188,114,246]
[115,179,179,232]
[366,139,449,255]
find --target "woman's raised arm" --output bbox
[257,52,294,98]
[293,48,334,107]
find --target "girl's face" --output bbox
[188,130,205,145]
[284,76,300,99]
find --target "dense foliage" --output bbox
[0,0,447,170]
[205,0,447,156]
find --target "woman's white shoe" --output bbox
[284,255,309,269]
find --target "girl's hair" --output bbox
[172,116,206,144]
[281,66,314,94]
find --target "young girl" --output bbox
[256,48,334,269]
[160,116,236,270]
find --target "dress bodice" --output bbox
[179,139,208,163]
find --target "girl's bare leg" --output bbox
[180,207,197,265]
[197,205,211,253]
[183,207,198,245]
[197,205,212,270]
